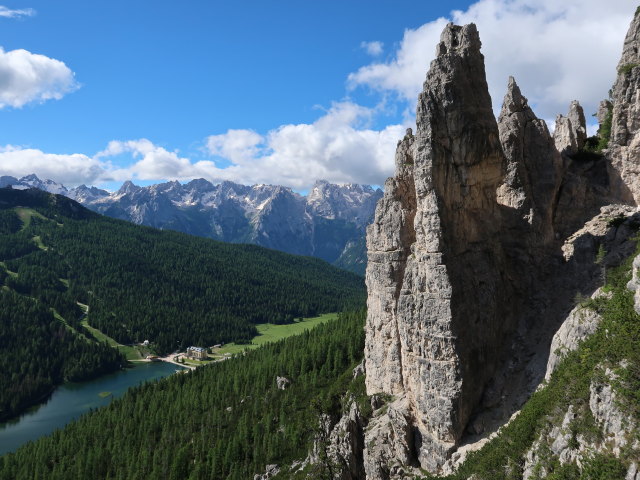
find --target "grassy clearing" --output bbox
[14,207,46,229]
[81,320,147,361]
[0,261,18,278]
[211,313,338,358]
[32,235,47,250]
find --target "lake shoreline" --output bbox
[0,361,184,456]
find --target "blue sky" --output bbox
[0,1,635,190]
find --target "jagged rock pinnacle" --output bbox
[365,21,511,475]
[553,100,587,155]
[607,9,640,205]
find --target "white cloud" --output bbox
[349,0,634,122]
[0,47,78,108]
[2,0,634,190]
[207,129,263,166]
[361,41,384,57]
[96,103,405,188]
[1,102,405,189]
[202,102,405,188]
[95,139,195,182]
[0,6,35,18]
[0,145,104,185]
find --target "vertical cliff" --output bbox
[608,8,640,204]
[363,17,635,476]
[365,23,518,474]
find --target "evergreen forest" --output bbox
[0,187,365,420]
[0,309,368,480]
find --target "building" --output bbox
[186,346,208,360]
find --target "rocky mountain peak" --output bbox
[0,174,68,195]
[117,180,140,196]
[553,100,587,154]
[362,16,620,475]
[617,8,640,69]
[435,23,481,57]
[500,76,528,114]
[366,20,515,474]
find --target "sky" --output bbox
[0,0,635,191]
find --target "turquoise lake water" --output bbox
[0,361,183,455]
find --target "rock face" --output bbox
[553,101,587,155]
[307,399,366,479]
[628,254,640,313]
[365,23,520,473]
[523,365,640,480]
[608,9,640,204]
[497,76,561,248]
[364,15,640,476]
[544,290,604,381]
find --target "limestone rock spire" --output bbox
[553,100,587,155]
[365,22,513,475]
[607,8,640,204]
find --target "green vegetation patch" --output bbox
[0,188,366,355]
[0,290,124,423]
[98,391,112,398]
[14,207,47,229]
[31,235,47,251]
[212,313,337,357]
[618,63,639,75]
[81,320,147,361]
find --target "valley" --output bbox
[0,187,364,425]
[3,3,640,480]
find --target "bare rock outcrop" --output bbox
[497,76,561,248]
[553,101,587,155]
[364,10,640,478]
[365,23,516,473]
[544,291,604,381]
[627,253,640,314]
[523,365,640,479]
[306,398,366,479]
[607,9,640,204]
[363,396,417,479]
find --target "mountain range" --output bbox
[0,174,381,275]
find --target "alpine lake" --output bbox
[0,361,184,455]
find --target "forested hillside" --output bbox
[0,287,124,422]
[0,188,364,350]
[0,310,367,480]
[0,187,365,420]
[0,205,126,421]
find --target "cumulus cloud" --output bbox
[3,0,633,190]
[97,103,405,188]
[0,47,78,108]
[0,102,405,189]
[0,6,35,18]
[202,102,405,188]
[207,130,263,165]
[0,146,104,185]
[361,41,384,57]
[349,0,633,122]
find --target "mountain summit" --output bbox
[1,175,381,274]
